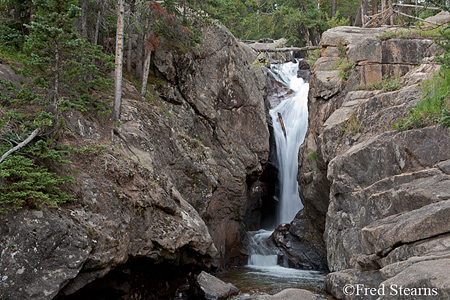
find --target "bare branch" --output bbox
[0,128,40,164]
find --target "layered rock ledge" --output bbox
[298,26,450,299]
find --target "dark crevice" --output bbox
[379,231,450,258]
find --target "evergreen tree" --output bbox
[22,0,113,111]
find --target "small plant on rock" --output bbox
[342,114,363,136]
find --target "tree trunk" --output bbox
[372,0,378,16]
[113,0,125,123]
[54,42,60,103]
[389,0,394,25]
[361,0,368,27]
[135,32,144,82]
[80,0,88,40]
[127,0,136,73]
[354,6,362,26]
[331,0,337,18]
[381,0,387,24]
[304,28,310,46]
[141,48,152,100]
[94,10,101,46]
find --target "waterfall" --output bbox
[269,61,309,225]
[247,230,278,267]
[248,60,309,268]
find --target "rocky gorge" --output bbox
[1,16,450,300]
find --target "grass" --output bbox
[342,114,363,136]
[378,27,443,40]
[307,150,317,161]
[394,68,450,130]
[332,39,355,80]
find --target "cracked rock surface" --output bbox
[297,26,450,299]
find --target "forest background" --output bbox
[0,0,448,213]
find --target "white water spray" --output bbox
[247,60,309,268]
[269,61,309,225]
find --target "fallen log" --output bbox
[277,112,287,140]
[255,46,319,53]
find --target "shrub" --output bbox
[0,152,75,213]
[307,150,317,161]
[333,57,355,80]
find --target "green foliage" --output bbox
[274,1,327,46]
[337,39,346,57]
[319,0,360,25]
[333,57,354,80]
[19,0,113,112]
[306,48,320,66]
[0,22,24,50]
[393,4,450,131]
[0,76,75,213]
[440,108,450,128]
[436,24,450,69]
[0,150,75,213]
[195,0,327,46]
[307,150,317,161]
[331,39,354,80]
[394,68,450,131]
[153,1,204,54]
[326,11,350,28]
[378,27,442,40]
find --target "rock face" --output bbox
[0,24,269,299]
[298,26,450,299]
[154,24,269,267]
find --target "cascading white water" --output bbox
[247,60,309,269]
[247,230,278,267]
[269,61,309,225]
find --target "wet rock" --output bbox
[190,271,239,300]
[271,211,328,270]
[297,60,311,82]
[255,288,322,300]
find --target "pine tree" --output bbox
[21,0,113,111]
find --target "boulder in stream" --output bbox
[255,288,322,300]
[190,271,240,300]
